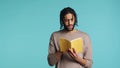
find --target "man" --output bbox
[47,7,92,68]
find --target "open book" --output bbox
[59,38,83,53]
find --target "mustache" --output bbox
[67,24,73,26]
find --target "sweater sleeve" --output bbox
[83,34,93,68]
[47,33,58,66]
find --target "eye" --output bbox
[64,19,68,22]
[71,18,73,21]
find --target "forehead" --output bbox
[64,13,74,19]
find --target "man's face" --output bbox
[63,13,75,31]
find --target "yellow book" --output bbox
[59,38,83,53]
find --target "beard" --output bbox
[63,23,75,31]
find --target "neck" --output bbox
[62,29,77,33]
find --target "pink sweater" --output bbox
[47,29,93,68]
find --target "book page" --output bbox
[71,38,83,53]
[59,38,71,52]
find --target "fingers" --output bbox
[68,48,77,57]
[68,51,74,58]
[68,49,72,56]
[72,48,76,54]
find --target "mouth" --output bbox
[64,24,74,31]
[67,25,73,30]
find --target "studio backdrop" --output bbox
[0,0,120,68]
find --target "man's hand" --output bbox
[68,48,78,61]
[68,48,87,66]
[55,51,63,60]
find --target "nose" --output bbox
[68,19,71,25]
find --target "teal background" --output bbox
[0,0,120,68]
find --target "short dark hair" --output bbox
[60,7,78,29]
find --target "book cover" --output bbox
[59,38,83,53]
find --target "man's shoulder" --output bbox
[76,30,86,34]
[50,30,62,36]
[76,30,89,37]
